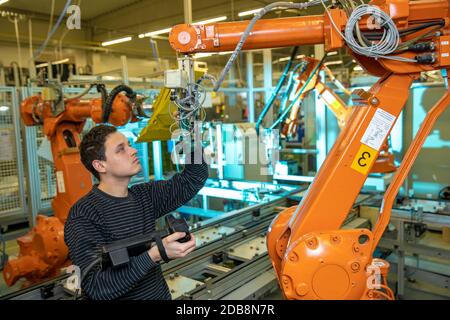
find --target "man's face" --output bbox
[102,132,141,179]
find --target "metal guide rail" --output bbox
[357,195,450,299]
[161,184,308,300]
[161,189,373,300]
[163,215,277,300]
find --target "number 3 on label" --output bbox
[351,145,377,175]
[358,151,371,167]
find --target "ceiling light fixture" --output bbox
[139,16,227,39]
[324,60,343,66]
[101,36,132,46]
[139,28,172,38]
[193,16,227,25]
[52,58,70,65]
[193,53,214,59]
[238,8,262,17]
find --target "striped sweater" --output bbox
[64,159,208,300]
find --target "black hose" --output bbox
[361,20,445,40]
[277,61,308,117]
[255,46,299,134]
[95,84,108,119]
[0,227,6,271]
[270,54,326,131]
[102,84,136,123]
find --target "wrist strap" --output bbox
[154,235,171,263]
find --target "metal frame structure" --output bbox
[0,86,27,226]
[360,202,450,299]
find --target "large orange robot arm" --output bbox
[169,0,450,90]
[168,0,450,299]
[169,0,449,63]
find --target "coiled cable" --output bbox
[321,1,416,62]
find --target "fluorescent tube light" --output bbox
[101,36,132,46]
[238,8,262,17]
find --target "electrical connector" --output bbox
[408,42,436,52]
[415,53,436,64]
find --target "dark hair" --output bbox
[80,124,117,180]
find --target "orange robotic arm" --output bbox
[18,88,139,223]
[169,0,450,299]
[169,0,450,74]
[282,57,395,174]
[170,15,328,53]
[3,85,141,287]
[281,57,352,140]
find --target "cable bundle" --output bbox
[345,4,400,59]
[171,74,216,136]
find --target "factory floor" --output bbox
[1,229,448,300]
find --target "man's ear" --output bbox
[92,160,106,175]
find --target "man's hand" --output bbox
[148,232,196,263]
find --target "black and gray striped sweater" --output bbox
[64,160,208,300]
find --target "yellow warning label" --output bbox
[351,144,378,175]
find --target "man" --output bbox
[64,124,208,300]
